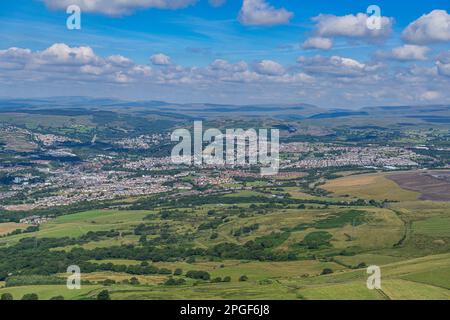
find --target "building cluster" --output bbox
[19,215,52,225]
[280,143,422,169]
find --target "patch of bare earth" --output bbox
[388,171,450,201]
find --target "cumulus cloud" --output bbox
[253,60,284,75]
[42,0,197,16]
[297,55,372,77]
[210,59,248,72]
[238,0,293,26]
[1,44,449,106]
[312,13,393,40]
[378,45,430,61]
[436,51,450,77]
[302,37,333,50]
[0,43,147,83]
[150,53,171,65]
[402,10,450,44]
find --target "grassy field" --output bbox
[1,209,154,245]
[0,171,448,300]
[322,172,419,201]
[413,216,450,237]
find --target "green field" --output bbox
[1,171,449,300]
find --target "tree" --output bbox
[97,290,111,300]
[239,275,248,282]
[103,279,116,286]
[21,293,38,300]
[321,268,334,275]
[173,268,183,276]
[185,270,210,281]
[130,277,140,285]
[187,256,196,263]
[1,293,13,300]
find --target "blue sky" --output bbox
[0,0,450,107]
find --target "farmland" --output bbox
[0,169,449,300]
[0,101,449,300]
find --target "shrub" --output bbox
[173,268,183,276]
[185,270,211,281]
[356,262,367,269]
[321,268,334,275]
[158,268,172,275]
[97,290,111,300]
[1,293,13,300]
[239,275,248,282]
[164,277,186,286]
[50,295,64,300]
[21,293,38,300]
[222,276,231,282]
[102,279,116,286]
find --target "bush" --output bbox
[102,279,116,286]
[164,277,186,286]
[21,293,38,300]
[321,268,334,275]
[130,277,140,285]
[222,276,231,282]
[185,270,211,281]
[1,293,13,300]
[210,232,218,240]
[50,295,64,300]
[356,262,367,269]
[300,231,333,249]
[239,275,248,282]
[97,290,111,300]
[211,277,222,283]
[186,257,196,263]
[158,268,172,275]
[173,268,183,276]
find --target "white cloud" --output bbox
[312,13,393,40]
[42,0,197,16]
[378,45,430,61]
[209,59,248,72]
[436,51,450,77]
[150,53,171,65]
[1,44,450,106]
[402,10,450,44]
[238,0,293,26]
[0,43,143,83]
[302,37,333,50]
[297,55,371,77]
[420,90,441,101]
[39,43,99,65]
[253,60,284,75]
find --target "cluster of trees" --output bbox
[233,224,259,237]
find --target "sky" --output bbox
[0,0,450,108]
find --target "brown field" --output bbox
[387,170,450,201]
[0,222,28,236]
